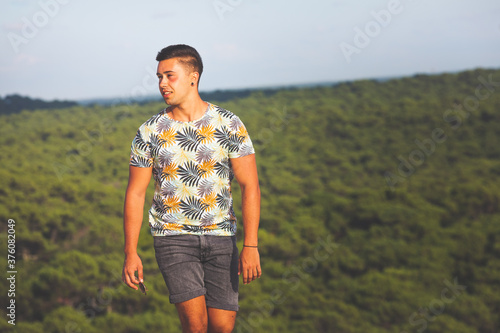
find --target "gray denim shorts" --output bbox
[153,234,239,311]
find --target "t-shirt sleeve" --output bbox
[129,127,153,168]
[228,116,255,159]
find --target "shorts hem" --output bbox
[206,300,239,312]
[169,288,206,304]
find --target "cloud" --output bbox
[15,53,42,65]
[2,22,23,32]
[0,53,43,72]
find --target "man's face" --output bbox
[156,58,194,106]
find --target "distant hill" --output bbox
[75,70,475,107]
[0,94,78,115]
[78,87,287,106]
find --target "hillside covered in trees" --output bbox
[0,94,78,115]
[1,68,499,332]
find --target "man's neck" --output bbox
[169,96,208,122]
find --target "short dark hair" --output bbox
[156,44,203,79]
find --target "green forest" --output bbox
[1,68,499,332]
[0,94,77,115]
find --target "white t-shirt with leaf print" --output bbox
[130,102,255,236]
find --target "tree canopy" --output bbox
[0,68,499,332]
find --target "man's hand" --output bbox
[238,247,262,284]
[122,252,144,290]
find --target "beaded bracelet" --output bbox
[243,245,258,248]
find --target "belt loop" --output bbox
[199,234,205,250]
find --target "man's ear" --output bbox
[191,72,199,86]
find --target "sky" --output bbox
[0,0,499,101]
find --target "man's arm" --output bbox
[122,165,152,290]
[231,153,261,285]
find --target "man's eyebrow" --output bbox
[156,70,175,75]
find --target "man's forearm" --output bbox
[123,191,146,255]
[240,184,261,246]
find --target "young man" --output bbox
[121,44,261,333]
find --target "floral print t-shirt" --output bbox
[130,102,255,236]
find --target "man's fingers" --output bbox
[243,268,260,284]
[239,249,262,284]
[138,266,144,283]
[122,255,144,290]
[130,270,139,284]
[252,268,258,280]
[247,270,255,284]
[124,271,138,290]
[129,271,139,289]
[136,262,144,282]
[122,265,141,289]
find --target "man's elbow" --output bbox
[241,182,260,197]
[125,186,148,201]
